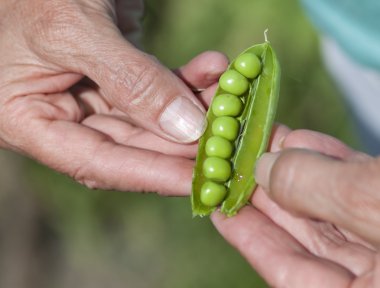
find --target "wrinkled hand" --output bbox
[213,126,380,287]
[0,0,228,195]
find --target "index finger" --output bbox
[282,129,370,161]
[9,114,193,196]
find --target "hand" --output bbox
[0,0,228,195]
[213,126,380,287]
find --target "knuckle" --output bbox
[309,222,346,256]
[112,58,162,115]
[71,163,101,191]
[69,139,113,191]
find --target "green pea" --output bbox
[234,53,262,79]
[202,157,231,182]
[219,70,249,96]
[205,136,233,159]
[200,181,227,207]
[211,94,243,117]
[211,116,240,141]
[192,42,281,217]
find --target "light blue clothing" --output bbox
[301,0,380,71]
[321,37,380,155]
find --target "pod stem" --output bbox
[264,29,270,43]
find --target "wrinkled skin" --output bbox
[4,1,380,286]
[0,0,228,195]
[213,125,380,287]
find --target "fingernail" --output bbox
[159,97,207,143]
[255,152,280,192]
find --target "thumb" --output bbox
[255,149,347,218]
[255,149,380,245]
[84,41,207,143]
[30,3,206,143]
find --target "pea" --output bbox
[219,70,249,96]
[202,157,231,182]
[211,116,240,141]
[234,53,262,79]
[200,181,227,207]
[205,136,233,159]
[211,94,243,117]
[192,41,281,217]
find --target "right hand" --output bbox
[213,126,380,287]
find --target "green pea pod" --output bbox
[191,42,280,217]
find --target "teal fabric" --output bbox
[301,0,380,70]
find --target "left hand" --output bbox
[212,126,380,287]
[0,0,228,195]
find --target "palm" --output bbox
[251,188,376,287]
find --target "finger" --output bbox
[29,2,206,143]
[248,123,291,204]
[212,206,354,288]
[34,120,193,195]
[283,129,370,161]
[267,123,292,152]
[351,254,380,287]
[254,127,376,270]
[3,95,193,195]
[85,44,207,144]
[253,189,376,275]
[255,148,380,246]
[175,51,228,108]
[279,129,374,247]
[175,51,229,91]
[248,123,291,203]
[70,80,112,115]
[196,83,218,108]
[82,114,197,158]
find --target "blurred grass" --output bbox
[143,0,357,145]
[0,0,360,287]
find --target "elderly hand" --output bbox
[213,126,380,287]
[0,0,228,195]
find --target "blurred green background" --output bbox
[0,0,360,287]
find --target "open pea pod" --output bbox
[191,42,280,217]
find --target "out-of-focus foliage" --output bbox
[0,1,358,288]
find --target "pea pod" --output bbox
[191,41,280,217]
